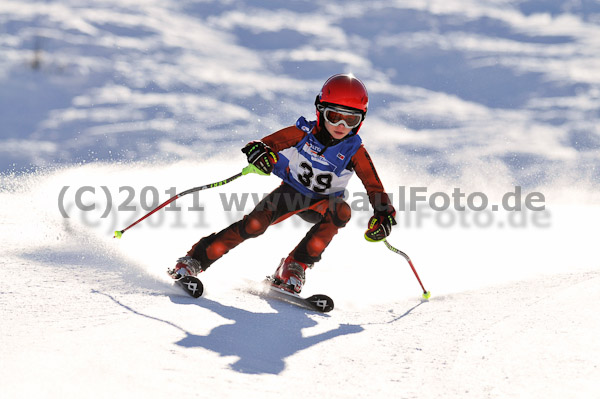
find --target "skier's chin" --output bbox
[330,130,349,140]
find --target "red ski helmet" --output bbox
[315,73,368,133]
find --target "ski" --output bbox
[165,271,331,312]
[261,277,334,313]
[173,275,204,298]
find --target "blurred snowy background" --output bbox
[2,0,600,192]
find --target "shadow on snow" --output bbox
[93,289,364,375]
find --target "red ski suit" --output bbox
[186,124,394,269]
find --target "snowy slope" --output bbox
[1,1,600,398]
[1,160,599,399]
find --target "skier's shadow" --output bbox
[169,294,364,375]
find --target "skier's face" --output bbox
[325,120,352,140]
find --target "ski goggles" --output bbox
[318,105,363,129]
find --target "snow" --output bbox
[1,1,599,398]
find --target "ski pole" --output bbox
[113,164,265,238]
[383,239,431,300]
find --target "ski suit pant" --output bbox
[186,182,351,270]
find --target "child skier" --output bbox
[169,74,396,294]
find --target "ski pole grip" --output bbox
[242,164,269,176]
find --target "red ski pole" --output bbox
[113,164,264,238]
[383,239,431,300]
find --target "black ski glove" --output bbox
[364,207,397,242]
[241,141,279,175]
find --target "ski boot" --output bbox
[271,256,312,294]
[168,256,203,280]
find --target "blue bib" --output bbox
[273,117,363,198]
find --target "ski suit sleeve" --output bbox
[351,146,396,216]
[260,125,307,152]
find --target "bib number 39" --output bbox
[297,162,333,193]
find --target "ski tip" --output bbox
[178,275,204,298]
[422,291,431,300]
[307,294,334,312]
